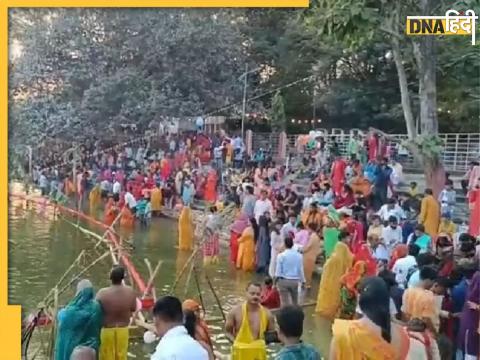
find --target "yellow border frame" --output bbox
[1,0,307,358]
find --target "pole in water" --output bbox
[204,272,226,323]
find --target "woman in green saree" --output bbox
[55,279,103,360]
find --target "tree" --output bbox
[9,9,254,148]
[270,91,287,131]
[303,0,480,194]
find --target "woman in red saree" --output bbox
[204,169,217,203]
[331,155,347,196]
[353,243,376,276]
[230,213,249,264]
[160,158,171,182]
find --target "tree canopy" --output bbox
[9,5,480,148]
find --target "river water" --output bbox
[9,184,332,359]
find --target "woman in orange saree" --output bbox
[230,213,249,264]
[103,197,117,226]
[120,206,135,228]
[204,169,218,203]
[236,219,256,272]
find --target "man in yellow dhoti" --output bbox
[96,266,137,360]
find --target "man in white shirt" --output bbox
[151,296,208,360]
[124,189,137,213]
[392,243,419,289]
[377,198,405,223]
[281,214,298,240]
[253,189,273,223]
[380,216,403,255]
[112,179,121,195]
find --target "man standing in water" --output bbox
[225,282,275,360]
[96,266,137,360]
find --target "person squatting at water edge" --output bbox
[30,129,480,359]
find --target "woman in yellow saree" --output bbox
[88,183,102,212]
[315,241,353,318]
[150,184,162,216]
[236,219,256,272]
[178,206,194,251]
[330,277,410,360]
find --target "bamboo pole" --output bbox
[183,260,195,298]
[143,260,162,299]
[40,250,85,306]
[44,251,111,306]
[144,259,158,301]
[46,287,58,358]
[94,209,124,248]
[205,273,227,323]
[192,265,206,316]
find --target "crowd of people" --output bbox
[29,127,480,360]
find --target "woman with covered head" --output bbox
[55,279,103,360]
[330,276,411,360]
[315,241,353,318]
[182,299,214,360]
[338,261,367,319]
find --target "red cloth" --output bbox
[353,244,376,276]
[368,135,378,162]
[349,220,365,254]
[230,231,240,264]
[438,258,454,278]
[204,171,217,203]
[334,192,355,209]
[331,159,347,196]
[260,286,280,309]
[468,189,480,237]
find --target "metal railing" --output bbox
[251,131,480,173]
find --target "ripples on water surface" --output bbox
[9,189,332,358]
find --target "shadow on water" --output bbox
[9,190,333,358]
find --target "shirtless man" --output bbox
[96,266,136,360]
[225,282,275,360]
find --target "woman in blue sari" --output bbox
[55,279,103,360]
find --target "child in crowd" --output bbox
[260,276,280,309]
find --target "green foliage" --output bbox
[411,134,444,161]
[8,4,480,149]
[9,9,253,147]
[270,91,287,131]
